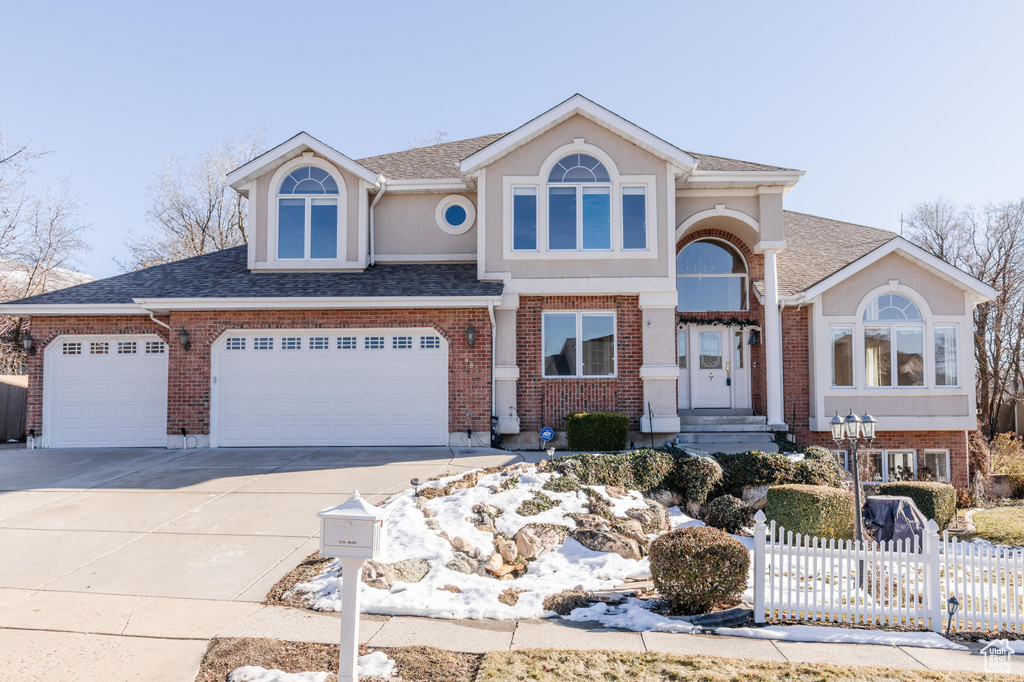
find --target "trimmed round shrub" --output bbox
[703,495,754,534]
[878,481,956,530]
[649,526,749,615]
[766,484,855,540]
[793,457,845,488]
[663,448,723,508]
[801,445,835,462]
[717,450,795,495]
[560,449,675,491]
[565,412,629,451]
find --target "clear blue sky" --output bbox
[4,1,1023,278]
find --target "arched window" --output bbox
[277,166,339,259]
[863,293,924,387]
[676,240,748,312]
[547,153,611,250]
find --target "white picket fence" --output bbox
[752,511,1024,633]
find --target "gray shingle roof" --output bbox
[4,247,502,306]
[355,133,796,179]
[778,211,897,296]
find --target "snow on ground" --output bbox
[715,624,968,650]
[291,465,650,619]
[227,653,396,682]
[562,597,699,633]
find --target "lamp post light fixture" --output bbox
[19,330,35,356]
[946,595,959,638]
[831,409,876,543]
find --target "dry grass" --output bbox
[264,552,335,607]
[962,507,1024,547]
[194,638,481,682]
[195,639,1023,682]
[476,649,1018,682]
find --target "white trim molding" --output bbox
[228,132,379,191]
[460,94,697,174]
[435,195,476,235]
[675,206,760,243]
[131,296,501,311]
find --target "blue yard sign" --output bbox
[539,427,554,443]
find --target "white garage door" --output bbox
[212,329,449,447]
[44,335,169,448]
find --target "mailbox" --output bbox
[318,491,387,561]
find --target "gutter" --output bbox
[369,175,387,266]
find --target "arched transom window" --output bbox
[547,153,612,250]
[676,240,749,312]
[277,166,339,259]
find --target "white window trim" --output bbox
[541,310,618,379]
[266,154,349,268]
[435,195,476,235]
[676,237,750,313]
[854,448,918,484]
[923,449,952,483]
[502,141,658,260]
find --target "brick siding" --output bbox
[26,309,491,438]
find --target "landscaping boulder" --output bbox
[451,536,474,554]
[569,513,609,530]
[571,529,641,560]
[543,589,592,615]
[651,489,684,509]
[495,536,519,563]
[482,553,504,574]
[361,558,430,589]
[514,525,565,559]
[627,501,670,534]
[445,552,485,576]
[605,485,627,499]
[740,484,770,511]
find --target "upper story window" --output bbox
[507,144,654,257]
[277,166,339,259]
[829,291,958,389]
[676,240,748,312]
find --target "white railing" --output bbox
[753,511,1024,633]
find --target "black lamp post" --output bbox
[830,409,876,543]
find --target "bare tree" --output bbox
[0,133,91,374]
[120,129,264,270]
[904,198,1024,437]
[404,130,448,150]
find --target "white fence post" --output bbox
[923,519,942,633]
[753,510,767,623]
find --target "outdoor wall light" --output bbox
[465,324,477,349]
[19,331,35,356]
[946,596,960,637]
[178,328,191,352]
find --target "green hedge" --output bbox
[561,449,675,492]
[662,447,723,508]
[765,484,855,540]
[565,412,629,451]
[792,457,845,487]
[878,481,956,530]
[649,526,749,615]
[801,445,835,462]
[703,495,754,534]
[717,450,795,495]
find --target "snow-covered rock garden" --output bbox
[283,446,849,629]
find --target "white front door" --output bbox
[691,328,731,408]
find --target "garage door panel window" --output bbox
[421,336,441,349]
[118,341,137,354]
[63,342,81,355]
[339,336,357,350]
[393,336,413,350]
[90,342,109,355]
[145,341,166,354]
[309,337,329,350]
[254,338,273,350]
[281,337,301,350]
[227,338,245,351]
[365,336,384,349]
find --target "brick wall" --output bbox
[26,308,491,438]
[516,295,643,431]
[676,229,767,415]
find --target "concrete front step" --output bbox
[678,415,767,426]
[677,423,772,433]
[675,431,774,444]
[674,441,781,454]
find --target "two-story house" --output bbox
[1,95,994,488]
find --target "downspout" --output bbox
[369,175,387,266]
[488,300,496,445]
[147,310,171,331]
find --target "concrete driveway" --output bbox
[0,444,522,680]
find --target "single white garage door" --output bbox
[43,335,169,448]
[212,329,449,447]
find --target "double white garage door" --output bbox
[43,329,449,448]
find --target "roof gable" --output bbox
[227,132,380,193]
[459,94,697,175]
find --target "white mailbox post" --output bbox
[318,491,387,682]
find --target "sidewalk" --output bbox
[4,592,1020,678]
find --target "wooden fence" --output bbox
[0,375,27,441]
[753,511,1024,633]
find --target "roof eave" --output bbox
[227,132,381,192]
[130,295,502,310]
[683,170,805,192]
[458,94,697,175]
[0,303,145,316]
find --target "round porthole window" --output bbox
[435,195,475,235]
